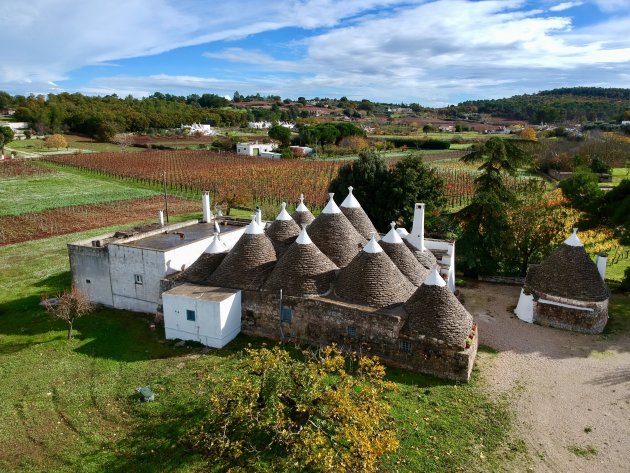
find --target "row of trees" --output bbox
[457,87,630,123]
[5,92,249,140]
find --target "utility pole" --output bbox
[163,171,169,223]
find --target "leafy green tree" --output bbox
[329,150,390,228]
[189,345,398,473]
[559,167,603,213]
[268,124,292,148]
[0,126,15,156]
[385,154,447,231]
[422,123,433,134]
[600,179,630,244]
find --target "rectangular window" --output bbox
[347,326,357,337]
[281,306,293,323]
[85,279,91,284]
[134,274,143,285]
[186,309,196,322]
[399,340,412,353]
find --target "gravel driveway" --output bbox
[460,281,630,473]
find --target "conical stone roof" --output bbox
[404,239,438,269]
[335,235,416,308]
[525,230,609,302]
[263,227,339,296]
[266,202,301,257]
[307,193,366,267]
[172,234,228,284]
[208,218,277,290]
[403,268,474,349]
[380,223,430,286]
[340,186,379,240]
[291,194,315,227]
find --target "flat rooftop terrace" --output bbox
[126,219,247,251]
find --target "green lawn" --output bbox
[0,224,530,472]
[0,167,159,216]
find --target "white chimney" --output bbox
[407,203,426,251]
[202,191,212,223]
[158,210,165,227]
[255,207,262,225]
[595,253,608,281]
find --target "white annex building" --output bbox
[236,141,276,157]
[68,193,247,314]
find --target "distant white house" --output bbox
[236,141,276,156]
[622,121,630,126]
[181,123,217,136]
[248,121,295,130]
[438,125,454,132]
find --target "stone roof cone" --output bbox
[266,202,301,257]
[340,186,379,240]
[291,194,315,227]
[172,234,228,285]
[208,217,277,290]
[525,229,609,302]
[402,268,474,349]
[307,193,367,267]
[404,238,438,269]
[263,226,339,296]
[380,222,430,286]
[335,234,416,308]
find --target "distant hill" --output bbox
[455,87,630,124]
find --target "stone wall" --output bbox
[532,292,608,334]
[240,290,476,382]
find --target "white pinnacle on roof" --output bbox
[295,226,312,245]
[214,221,221,234]
[564,228,583,247]
[363,233,383,253]
[396,227,409,237]
[276,202,292,221]
[341,186,361,209]
[296,193,309,212]
[205,234,227,254]
[321,193,341,214]
[424,267,447,287]
[245,216,264,235]
[382,222,403,244]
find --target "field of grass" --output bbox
[370,131,483,141]
[8,136,145,155]
[0,225,529,472]
[0,165,158,216]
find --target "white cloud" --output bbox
[0,0,407,86]
[590,0,630,11]
[550,2,583,11]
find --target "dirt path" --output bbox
[460,281,630,473]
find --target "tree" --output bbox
[45,133,67,150]
[461,137,530,196]
[422,123,434,134]
[329,150,389,228]
[559,167,603,213]
[0,126,14,156]
[519,127,537,141]
[503,189,578,275]
[386,154,447,231]
[112,133,133,150]
[268,124,292,148]
[42,286,94,340]
[188,345,398,472]
[457,138,532,275]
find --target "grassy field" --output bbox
[0,166,158,216]
[8,136,146,155]
[0,225,529,472]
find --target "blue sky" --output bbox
[2,0,630,106]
